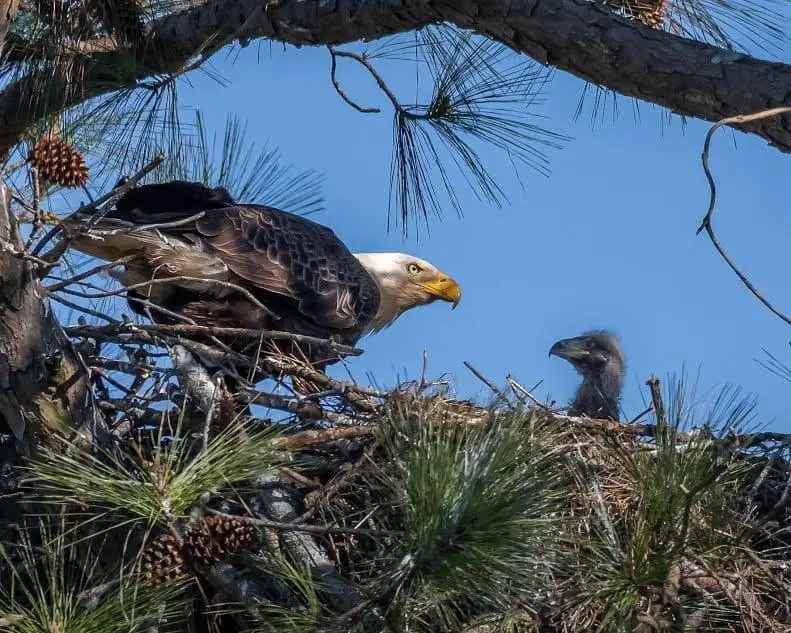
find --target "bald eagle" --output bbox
[549,330,625,420]
[61,180,461,384]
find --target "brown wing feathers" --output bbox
[66,181,381,347]
[196,207,379,332]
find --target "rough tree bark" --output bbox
[1,0,791,154]
[0,0,18,56]
[0,184,96,456]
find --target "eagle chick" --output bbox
[549,330,625,420]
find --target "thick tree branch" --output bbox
[2,0,791,155]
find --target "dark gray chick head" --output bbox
[549,330,626,420]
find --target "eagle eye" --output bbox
[407,262,421,275]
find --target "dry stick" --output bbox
[463,360,504,397]
[628,405,653,424]
[49,294,121,324]
[328,47,380,113]
[64,323,363,357]
[44,256,134,292]
[506,374,553,411]
[645,375,670,442]
[32,154,165,258]
[646,376,665,427]
[698,107,791,327]
[87,356,163,376]
[96,210,207,235]
[62,278,285,369]
[331,49,427,120]
[273,426,374,450]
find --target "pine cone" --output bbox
[182,515,257,568]
[28,137,89,188]
[140,533,186,584]
[184,528,216,568]
[205,514,257,556]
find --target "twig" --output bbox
[32,154,165,258]
[52,274,280,322]
[698,107,791,327]
[273,426,374,450]
[239,387,369,426]
[238,386,325,420]
[331,49,425,121]
[64,323,363,357]
[88,356,168,376]
[646,375,666,441]
[48,293,121,324]
[506,374,552,411]
[328,47,380,113]
[44,256,134,292]
[91,210,207,235]
[628,405,653,424]
[463,360,504,397]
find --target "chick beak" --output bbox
[549,338,589,362]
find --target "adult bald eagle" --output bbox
[549,330,625,420]
[61,180,461,385]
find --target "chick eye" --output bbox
[586,339,597,349]
[407,263,421,275]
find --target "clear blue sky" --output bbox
[61,28,791,432]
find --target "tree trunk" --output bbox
[0,0,19,55]
[0,184,95,456]
[0,0,790,155]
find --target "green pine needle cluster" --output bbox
[372,402,574,630]
[25,413,284,529]
[0,518,190,633]
[388,26,568,235]
[253,556,323,633]
[564,379,771,633]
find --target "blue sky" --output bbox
[162,37,791,432]
[46,27,791,432]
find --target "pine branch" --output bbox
[1,0,791,160]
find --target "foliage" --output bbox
[371,403,573,630]
[26,413,284,529]
[0,517,191,633]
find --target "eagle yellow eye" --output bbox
[407,263,421,275]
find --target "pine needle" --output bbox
[25,414,284,528]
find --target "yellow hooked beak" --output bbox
[420,273,462,309]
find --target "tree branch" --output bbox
[2,0,791,154]
[697,107,791,327]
